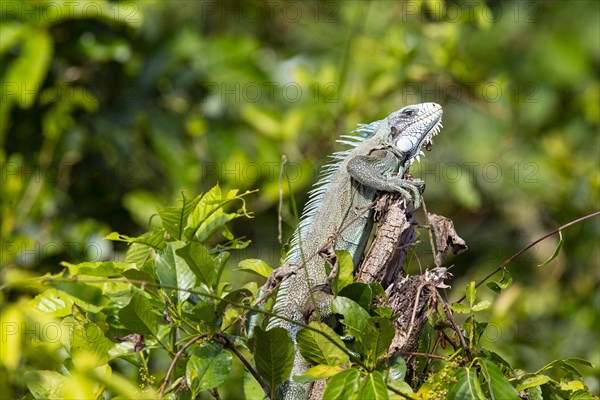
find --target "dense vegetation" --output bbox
[1,1,598,398]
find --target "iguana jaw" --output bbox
[389,102,443,164]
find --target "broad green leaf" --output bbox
[175,241,216,287]
[0,305,22,371]
[466,281,476,308]
[486,269,513,293]
[297,322,350,366]
[569,389,595,399]
[254,327,294,390]
[157,192,201,239]
[124,242,151,267]
[538,230,563,267]
[387,354,407,382]
[0,23,25,54]
[447,368,479,400]
[359,317,394,367]
[322,368,361,400]
[62,261,135,277]
[243,369,264,400]
[24,370,65,399]
[478,358,519,400]
[516,375,551,391]
[238,258,273,278]
[359,371,388,400]
[156,241,196,303]
[184,185,254,242]
[331,296,370,335]
[294,365,343,383]
[339,283,373,311]
[29,288,102,317]
[527,385,543,400]
[450,302,472,314]
[332,250,354,295]
[535,357,591,378]
[471,300,491,312]
[118,292,158,336]
[2,28,52,108]
[186,343,232,394]
[70,306,113,370]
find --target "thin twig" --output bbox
[401,351,447,360]
[436,291,472,361]
[278,155,287,244]
[159,333,208,397]
[456,210,600,303]
[215,333,271,398]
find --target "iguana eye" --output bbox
[403,109,415,117]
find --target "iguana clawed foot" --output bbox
[387,176,425,208]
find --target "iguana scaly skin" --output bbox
[267,102,443,399]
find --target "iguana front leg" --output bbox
[347,150,425,207]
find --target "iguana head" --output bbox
[388,102,443,164]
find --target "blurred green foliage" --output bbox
[1,0,598,397]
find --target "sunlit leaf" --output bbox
[359,371,388,400]
[332,250,354,295]
[186,343,232,394]
[359,317,394,367]
[238,258,273,278]
[293,365,343,383]
[118,292,158,336]
[322,368,361,400]
[538,230,563,267]
[297,322,349,367]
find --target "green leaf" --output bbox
[535,357,591,378]
[29,288,102,317]
[486,269,513,293]
[243,369,264,400]
[155,241,196,303]
[157,191,201,239]
[322,368,361,400]
[175,242,216,287]
[296,322,350,366]
[70,306,113,369]
[254,327,294,390]
[331,296,370,335]
[2,27,52,109]
[538,230,563,267]
[387,354,407,382]
[0,23,26,55]
[184,185,254,242]
[359,317,394,367]
[447,368,479,400]
[332,250,354,295]
[466,281,476,308]
[118,292,158,336]
[105,228,166,251]
[516,375,551,391]
[186,343,232,394]
[217,288,253,314]
[478,358,519,399]
[62,261,135,277]
[450,302,472,314]
[24,370,65,399]
[293,365,344,383]
[471,300,491,312]
[339,283,373,311]
[238,258,273,278]
[359,371,388,400]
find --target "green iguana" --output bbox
[266,102,443,399]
